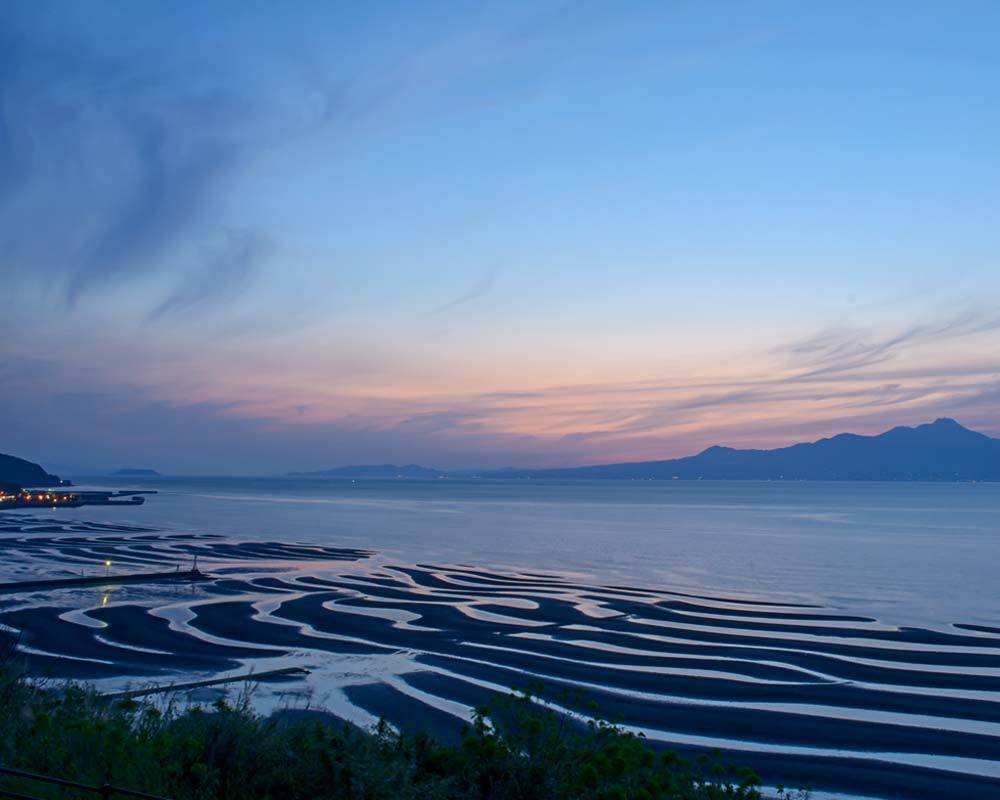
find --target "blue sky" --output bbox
[3,1,1000,473]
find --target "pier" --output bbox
[0,567,212,595]
[0,489,157,510]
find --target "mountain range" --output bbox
[297,418,1000,481]
[6,418,1000,486]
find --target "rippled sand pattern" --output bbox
[2,514,999,799]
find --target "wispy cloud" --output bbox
[0,18,236,302]
[777,309,1000,378]
[147,231,271,321]
[0,7,339,319]
[425,268,497,316]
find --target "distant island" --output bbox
[112,469,162,477]
[298,419,1000,482]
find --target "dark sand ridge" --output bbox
[956,623,1000,636]
[343,681,473,746]
[406,565,829,609]
[88,605,281,662]
[190,599,396,656]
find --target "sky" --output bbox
[3,0,1000,474]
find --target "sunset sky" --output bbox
[3,1,1000,474]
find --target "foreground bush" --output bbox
[0,666,798,800]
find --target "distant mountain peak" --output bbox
[929,417,965,429]
[913,417,985,439]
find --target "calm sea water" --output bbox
[70,477,1000,630]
